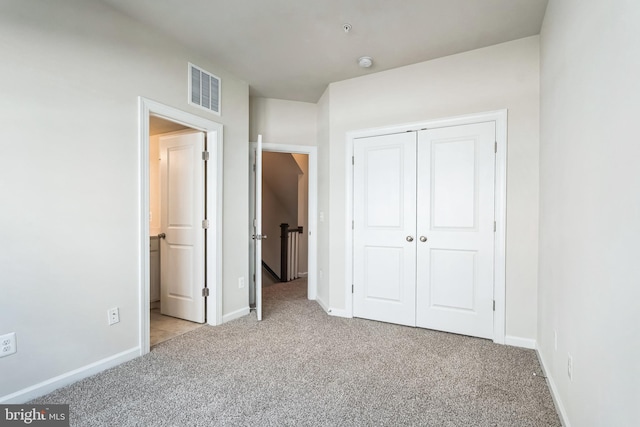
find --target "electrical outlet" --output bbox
[238,277,245,289]
[567,354,573,380]
[108,307,120,325]
[554,330,558,351]
[0,332,17,358]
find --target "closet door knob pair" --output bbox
[406,236,428,242]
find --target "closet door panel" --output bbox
[431,138,477,229]
[429,249,476,310]
[353,132,417,327]
[416,122,495,339]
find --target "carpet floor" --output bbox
[32,280,561,426]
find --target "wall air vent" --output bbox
[188,63,220,115]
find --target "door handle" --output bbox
[419,236,427,242]
[406,236,414,242]
[252,234,268,240]
[158,233,166,239]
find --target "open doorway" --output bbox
[138,97,223,355]
[148,116,205,346]
[249,142,318,319]
[261,152,309,287]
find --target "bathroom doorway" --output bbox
[149,116,204,345]
[138,97,223,354]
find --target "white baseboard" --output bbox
[504,335,537,349]
[315,296,330,313]
[0,347,140,404]
[222,306,250,323]
[537,349,571,427]
[315,296,352,318]
[327,307,352,318]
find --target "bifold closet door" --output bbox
[353,132,417,327]
[415,122,496,339]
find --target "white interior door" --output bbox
[252,135,263,320]
[159,131,205,323]
[353,132,417,326]
[416,122,495,338]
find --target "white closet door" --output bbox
[353,133,417,326]
[415,122,495,338]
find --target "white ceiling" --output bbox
[100,0,548,103]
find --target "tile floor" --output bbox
[150,308,204,346]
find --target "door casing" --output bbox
[345,110,507,344]
[138,97,224,355]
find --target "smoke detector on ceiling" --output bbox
[358,56,373,68]
[343,23,352,33]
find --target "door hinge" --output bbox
[253,273,256,283]
[494,221,496,232]
[352,156,354,165]
[494,141,497,153]
[493,300,496,311]
[202,287,210,297]
[352,284,354,294]
[253,163,256,172]
[202,219,210,229]
[352,220,354,230]
[202,151,210,161]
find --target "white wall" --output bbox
[0,0,249,400]
[250,97,317,145]
[538,1,640,425]
[316,90,331,308]
[325,36,540,339]
[249,97,318,283]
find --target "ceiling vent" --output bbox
[189,63,220,115]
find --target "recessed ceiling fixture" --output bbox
[358,56,373,68]
[343,23,352,33]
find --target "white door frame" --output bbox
[258,143,318,300]
[345,110,508,344]
[138,97,224,355]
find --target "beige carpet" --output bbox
[32,279,560,426]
